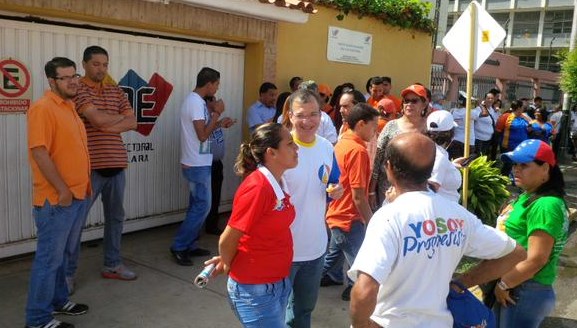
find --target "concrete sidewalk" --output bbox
[0,223,350,328]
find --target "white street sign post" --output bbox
[442,1,506,207]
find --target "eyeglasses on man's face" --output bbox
[291,111,321,120]
[53,74,81,82]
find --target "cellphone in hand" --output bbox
[460,154,479,167]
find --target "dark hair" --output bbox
[488,88,501,97]
[45,57,76,79]
[275,92,291,122]
[196,67,220,88]
[347,103,379,130]
[524,161,566,207]
[329,83,355,130]
[341,89,367,106]
[289,76,302,90]
[535,108,549,122]
[370,76,384,86]
[365,77,375,93]
[234,123,285,178]
[510,100,523,111]
[83,45,108,63]
[534,96,543,102]
[259,82,277,95]
[385,135,435,187]
[382,76,392,84]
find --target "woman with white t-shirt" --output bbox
[448,92,480,159]
[474,92,500,157]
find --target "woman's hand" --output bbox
[204,256,229,277]
[494,285,516,307]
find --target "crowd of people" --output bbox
[25,54,570,328]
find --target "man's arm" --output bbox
[350,272,380,328]
[30,146,73,206]
[99,114,137,133]
[352,187,373,224]
[80,105,125,129]
[457,244,526,288]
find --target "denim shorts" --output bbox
[227,276,291,328]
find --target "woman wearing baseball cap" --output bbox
[492,139,568,327]
[369,84,427,209]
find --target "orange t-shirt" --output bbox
[326,130,370,232]
[28,91,91,206]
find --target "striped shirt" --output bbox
[74,78,133,169]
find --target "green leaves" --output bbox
[461,156,510,227]
[316,0,435,34]
[560,48,577,98]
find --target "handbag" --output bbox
[447,280,496,328]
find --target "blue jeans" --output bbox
[172,166,211,251]
[227,277,291,328]
[493,280,556,328]
[286,255,325,328]
[322,221,366,287]
[67,170,127,277]
[26,199,89,326]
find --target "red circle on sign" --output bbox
[0,59,31,98]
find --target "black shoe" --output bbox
[188,248,211,257]
[341,286,352,301]
[53,301,89,316]
[205,228,223,235]
[170,248,194,266]
[320,275,344,287]
[26,319,75,328]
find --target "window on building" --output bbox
[446,14,456,33]
[543,10,573,35]
[516,0,542,8]
[511,11,540,46]
[538,55,561,72]
[449,0,456,12]
[458,0,473,12]
[510,50,537,69]
[486,0,511,10]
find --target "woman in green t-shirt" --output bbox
[493,139,568,328]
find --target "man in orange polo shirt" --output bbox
[321,103,379,301]
[367,77,402,118]
[25,57,91,328]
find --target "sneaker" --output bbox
[65,276,75,296]
[320,275,343,287]
[101,264,137,281]
[53,301,89,316]
[341,285,352,301]
[26,319,75,328]
[188,248,211,257]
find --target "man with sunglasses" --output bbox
[25,57,91,328]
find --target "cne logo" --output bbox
[119,69,173,136]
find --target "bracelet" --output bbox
[497,280,511,291]
[368,192,376,196]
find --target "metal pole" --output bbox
[462,2,477,209]
[557,0,577,162]
[547,36,556,71]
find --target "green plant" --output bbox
[560,48,577,98]
[462,156,510,227]
[316,0,435,34]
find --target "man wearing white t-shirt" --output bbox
[283,89,343,328]
[171,67,234,266]
[348,133,525,328]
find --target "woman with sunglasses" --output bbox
[204,123,299,327]
[369,84,428,209]
[493,139,568,328]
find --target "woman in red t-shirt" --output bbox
[205,123,298,327]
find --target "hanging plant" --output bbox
[316,0,435,34]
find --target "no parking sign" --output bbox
[0,58,32,113]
